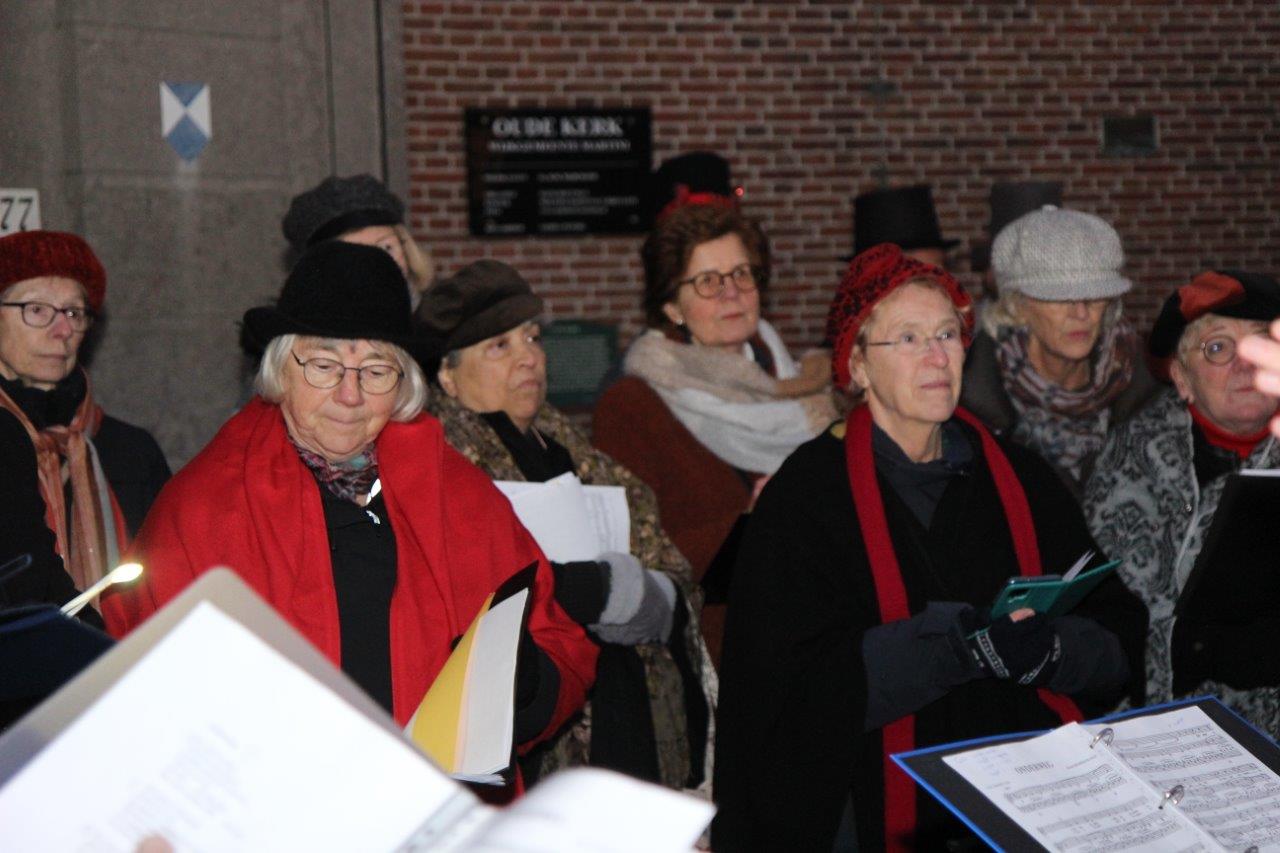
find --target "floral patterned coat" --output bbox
[427,391,716,789]
[1084,388,1280,737]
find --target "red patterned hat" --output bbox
[826,243,973,388]
[0,230,107,312]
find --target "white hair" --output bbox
[255,333,428,421]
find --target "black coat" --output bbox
[712,422,1147,852]
[0,405,170,610]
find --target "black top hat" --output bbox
[649,152,738,220]
[848,185,958,260]
[415,260,543,371]
[281,174,405,252]
[972,181,1065,272]
[242,241,433,363]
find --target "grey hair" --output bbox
[981,289,1123,339]
[254,333,428,421]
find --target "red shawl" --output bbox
[844,405,1081,851]
[102,398,597,740]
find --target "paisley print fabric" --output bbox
[1084,388,1280,737]
[427,391,717,790]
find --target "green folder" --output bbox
[990,560,1120,619]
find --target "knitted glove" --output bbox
[589,552,677,645]
[964,610,1062,687]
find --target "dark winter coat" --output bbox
[713,421,1147,851]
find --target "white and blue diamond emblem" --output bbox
[160,82,212,162]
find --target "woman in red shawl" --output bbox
[712,244,1146,851]
[103,242,596,779]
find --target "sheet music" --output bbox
[496,473,629,561]
[945,706,1280,852]
[1095,707,1280,851]
[944,723,1214,851]
[0,603,465,852]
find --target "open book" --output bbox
[990,551,1119,620]
[894,697,1280,852]
[0,569,714,852]
[495,472,630,562]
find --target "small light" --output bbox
[112,562,144,584]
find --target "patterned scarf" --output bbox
[996,318,1138,482]
[289,438,379,502]
[0,369,121,592]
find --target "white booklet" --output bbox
[942,705,1280,852]
[406,579,531,785]
[0,570,713,852]
[496,472,630,562]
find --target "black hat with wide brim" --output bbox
[242,240,437,364]
[843,184,960,261]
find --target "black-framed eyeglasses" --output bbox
[0,301,95,332]
[290,352,403,394]
[676,263,760,299]
[864,329,964,357]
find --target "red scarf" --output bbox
[103,398,596,735]
[844,405,1081,850]
[0,369,127,593]
[1189,404,1271,460]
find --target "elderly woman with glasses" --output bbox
[103,243,596,783]
[416,259,714,792]
[1085,270,1280,739]
[593,202,836,663]
[0,230,169,618]
[713,245,1144,851]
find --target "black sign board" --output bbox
[465,107,651,238]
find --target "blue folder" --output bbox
[891,696,1280,852]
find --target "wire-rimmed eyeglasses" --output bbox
[1197,334,1275,366]
[290,352,403,394]
[0,301,95,332]
[675,263,760,299]
[863,329,964,357]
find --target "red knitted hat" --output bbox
[825,243,973,388]
[0,230,107,312]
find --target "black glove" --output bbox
[963,610,1062,687]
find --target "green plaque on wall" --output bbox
[542,320,619,410]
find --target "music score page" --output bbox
[943,707,1280,852]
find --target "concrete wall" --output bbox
[0,0,407,467]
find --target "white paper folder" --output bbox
[0,569,713,852]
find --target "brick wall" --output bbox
[401,0,1280,351]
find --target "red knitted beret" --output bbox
[825,243,973,388]
[0,230,107,312]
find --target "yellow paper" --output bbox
[408,593,493,771]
